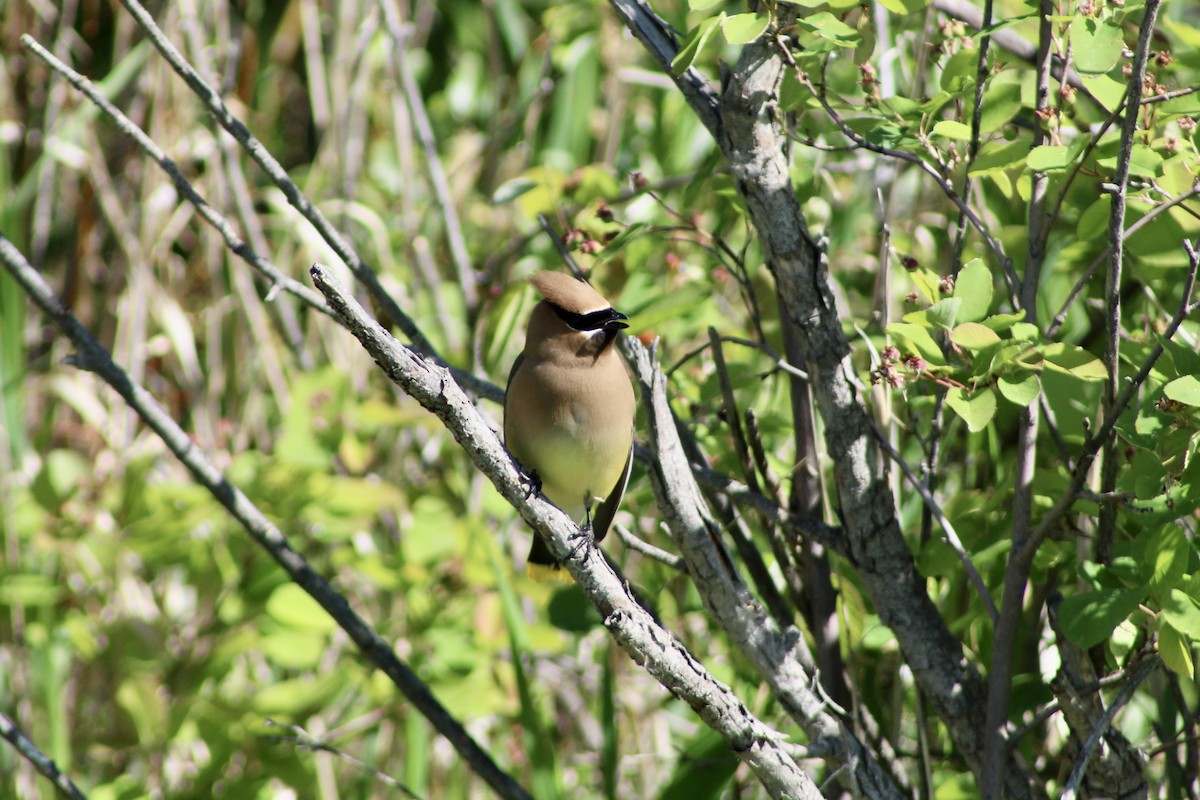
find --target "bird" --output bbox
[504,271,636,582]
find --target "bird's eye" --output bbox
[552,306,629,331]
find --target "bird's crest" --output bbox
[530,272,611,315]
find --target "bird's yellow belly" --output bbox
[511,416,628,519]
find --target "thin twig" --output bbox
[778,39,1020,305]
[0,235,533,800]
[379,0,479,311]
[1099,0,1164,564]
[614,523,686,571]
[19,34,337,324]
[113,0,432,353]
[0,711,88,800]
[871,422,998,623]
[1061,657,1159,800]
[264,719,422,799]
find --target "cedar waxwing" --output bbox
[504,272,636,582]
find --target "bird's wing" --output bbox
[590,432,634,544]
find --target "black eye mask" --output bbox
[552,305,629,332]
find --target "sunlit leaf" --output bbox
[1071,16,1125,75]
[795,12,861,47]
[931,120,972,140]
[721,12,771,44]
[945,387,997,432]
[997,373,1041,406]
[951,322,1001,350]
[1159,622,1195,679]
[1042,343,1107,381]
[1162,589,1200,639]
[1164,375,1200,407]
[952,260,993,323]
[1059,586,1147,648]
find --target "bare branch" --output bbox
[308,262,827,799]
[0,235,533,800]
[1099,0,1165,562]
[0,711,88,800]
[379,0,479,312]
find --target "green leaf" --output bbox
[1027,145,1073,172]
[795,12,861,47]
[689,0,724,9]
[1145,526,1190,591]
[658,729,738,800]
[1160,335,1200,376]
[1159,621,1195,679]
[1162,589,1200,639]
[1164,375,1200,407]
[548,586,603,632]
[1042,343,1107,381]
[979,81,1023,133]
[953,259,993,322]
[1059,586,1146,648]
[886,322,946,365]
[951,322,1001,350]
[969,138,1032,175]
[931,120,972,141]
[721,13,771,44]
[982,312,1026,333]
[1096,143,1164,179]
[945,387,997,432]
[1076,195,1111,241]
[672,15,724,74]
[997,373,1041,406]
[1071,16,1125,75]
[926,297,962,330]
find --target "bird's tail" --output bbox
[526,535,574,583]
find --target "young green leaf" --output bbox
[672,15,724,74]
[1161,589,1200,639]
[931,120,972,141]
[951,322,1001,350]
[1163,375,1200,407]
[945,387,997,432]
[886,322,947,365]
[1042,343,1107,381]
[953,259,993,322]
[997,373,1041,406]
[721,12,771,44]
[1159,621,1195,679]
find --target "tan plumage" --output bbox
[504,272,636,581]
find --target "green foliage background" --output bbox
[2,0,1200,797]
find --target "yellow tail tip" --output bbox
[526,562,575,583]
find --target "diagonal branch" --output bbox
[308,263,824,800]
[0,235,532,800]
[0,711,88,800]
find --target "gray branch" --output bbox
[667,4,1037,793]
[0,711,88,800]
[0,235,531,800]
[626,340,905,798]
[308,262,823,800]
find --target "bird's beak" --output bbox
[605,310,629,331]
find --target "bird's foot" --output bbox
[520,469,542,500]
[567,519,594,561]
